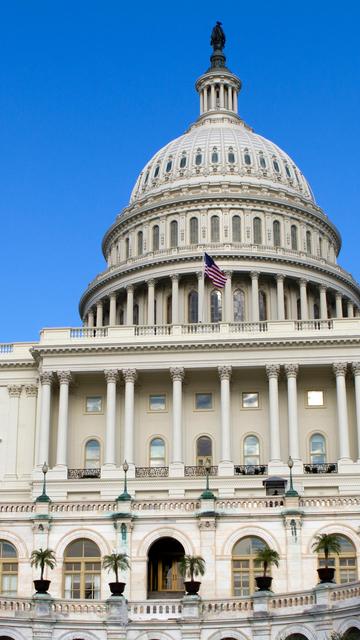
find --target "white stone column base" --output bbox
[169,462,184,477]
[218,461,234,476]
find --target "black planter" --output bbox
[184,580,201,595]
[33,579,51,594]
[255,576,273,591]
[109,581,126,596]
[317,567,335,584]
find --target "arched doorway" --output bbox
[148,537,185,598]
[285,635,308,640]
[344,629,360,640]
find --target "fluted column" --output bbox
[352,363,360,461]
[228,86,233,110]
[251,271,259,322]
[276,275,285,320]
[284,364,300,460]
[197,271,204,323]
[170,367,185,464]
[210,84,215,109]
[218,366,232,463]
[55,371,72,467]
[224,271,232,322]
[6,385,22,476]
[347,301,354,318]
[38,372,53,467]
[147,279,155,325]
[109,294,117,325]
[335,293,343,318]
[266,365,281,462]
[333,363,351,461]
[220,83,225,108]
[299,279,308,320]
[123,369,137,464]
[171,275,179,324]
[233,89,238,113]
[104,370,118,467]
[88,309,94,328]
[319,285,328,319]
[126,285,134,325]
[204,88,208,112]
[96,300,103,327]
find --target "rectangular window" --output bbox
[85,396,103,413]
[242,392,259,409]
[149,394,166,411]
[307,390,324,407]
[195,393,213,410]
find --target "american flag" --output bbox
[204,253,227,288]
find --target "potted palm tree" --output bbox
[179,554,205,595]
[102,552,130,596]
[30,548,57,594]
[254,547,280,591]
[312,533,341,584]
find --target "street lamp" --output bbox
[35,461,50,503]
[116,460,131,501]
[285,456,299,497]
[200,460,215,500]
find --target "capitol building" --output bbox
[0,23,360,640]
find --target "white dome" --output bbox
[130,113,314,204]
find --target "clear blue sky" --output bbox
[1,1,359,343]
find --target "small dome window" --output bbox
[285,164,291,178]
[195,152,203,166]
[180,155,187,169]
[244,152,252,166]
[166,159,172,173]
[228,148,235,164]
[154,165,160,178]
[273,159,280,173]
[211,148,219,163]
[144,171,149,184]
[259,155,266,169]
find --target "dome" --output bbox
[130,113,314,205]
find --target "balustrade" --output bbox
[67,468,101,479]
[0,343,14,353]
[184,465,218,476]
[135,466,169,477]
[70,327,108,338]
[303,463,338,474]
[234,464,268,475]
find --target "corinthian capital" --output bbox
[122,368,137,383]
[352,362,360,376]
[8,385,22,397]
[218,365,232,381]
[333,362,347,377]
[25,384,38,397]
[57,371,72,385]
[266,364,280,379]
[104,369,119,384]
[170,367,185,382]
[284,364,299,378]
[40,372,53,386]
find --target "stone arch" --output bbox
[306,523,360,554]
[137,527,194,559]
[0,630,27,640]
[274,624,317,640]
[207,630,251,640]
[134,633,176,640]
[54,527,111,560]
[0,530,28,559]
[337,619,360,638]
[222,525,281,556]
[57,632,101,640]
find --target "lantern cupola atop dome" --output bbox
[195,22,242,117]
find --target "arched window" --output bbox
[253,217,262,245]
[84,440,100,469]
[190,217,199,244]
[211,148,219,163]
[319,236,323,257]
[273,159,280,173]
[259,290,267,321]
[273,220,281,247]
[166,295,172,324]
[232,215,241,242]
[149,437,166,467]
[210,290,222,322]
[259,154,266,169]
[170,220,178,248]
[244,152,251,165]
[228,148,235,164]
[152,225,160,251]
[64,539,101,599]
[188,290,198,323]
[196,436,212,466]
[125,237,130,259]
[306,230,312,254]
[195,151,202,166]
[243,435,260,465]
[0,540,17,595]
[291,225,298,250]
[154,165,160,178]
[232,536,268,596]
[133,303,139,325]
[137,230,143,256]
[165,159,172,173]
[310,433,326,464]
[211,215,220,242]
[233,289,245,322]
[317,535,357,584]
[179,154,187,169]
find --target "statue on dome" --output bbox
[210,21,226,52]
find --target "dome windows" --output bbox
[273,220,281,247]
[166,159,173,173]
[228,148,235,164]
[285,164,292,178]
[152,225,160,251]
[179,154,187,169]
[170,220,178,248]
[232,215,241,242]
[211,215,220,242]
[259,154,267,169]
[273,159,280,173]
[144,170,150,185]
[211,148,219,164]
[244,151,252,166]
[195,149,203,166]
[190,217,199,244]
[154,165,160,178]
[253,217,262,245]
[291,225,298,250]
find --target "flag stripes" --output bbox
[204,253,227,288]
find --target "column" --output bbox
[319,285,328,319]
[204,88,208,112]
[171,275,179,324]
[228,85,233,111]
[103,370,118,467]
[96,300,103,327]
[6,385,22,476]
[347,300,354,318]
[284,364,300,460]
[233,89,238,113]
[170,367,185,464]
[123,369,137,465]
[38,372,53,467]
[88,309,94,328]
[335,292,343,318]
[147,279,155,325]
[210,84,215,109]
[218,366,232,463]
[55,371,72,467]
[200,90,204,114]
[276,274,285,320]
[333,363,351,461]
[299,279,308,320]
[219,83,225,108]
[224,271,232,322]
[352,363,360,461]
[266,365,281,462]
[197,271,204,323]
[109,294,117,326]
[126,285,134,325]
[251,271,259,322]
[24,385,38,476]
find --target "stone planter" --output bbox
[109,581,126,596]
[317,567,335,583]
[255,576,273,591]
[33,579,51,594]
[184,580,201,595]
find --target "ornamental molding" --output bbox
[57,370,72,385]
[25,384,38,397]
[8,384,22,397]
[333,362,347,377]
[104,369,119,383]
[218,365,232,381]
[40,372,54,385]
[284,364,299,378]
[352,362,360,375]
[170,367,185,382]
[122,368,137,383]
[0,361,36,370]
[266,364,280,379]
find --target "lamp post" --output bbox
[200,461,215,500]
[285,456,299,497]
[36,461,50,503]
[116,460,131,501]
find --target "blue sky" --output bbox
[1,1,359,343]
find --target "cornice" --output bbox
[0,361,36,370]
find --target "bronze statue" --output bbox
[210,21,226,52]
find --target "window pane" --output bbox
[154,165,160,177]
[153,225,160,251]
[149,394,166,411]
[195,393,213,410]
[170,220,178,248]
[291,225,298,250]
[190,217,198,244]
[273,220,281,247]
[232,215,241,242]
[228,152,235,163]
[0,541,17,558]
[253,217,262,244]
[195,153,202,166]
[166,160,172,173]
[85,440,100,468]
[188,290,198,323]
[233,289,245,321]
[211,216,220,242]
[259,291,267,321]
[210,290,222,322]
[244,153,251,165]
[211,151,219,163]
[86,397,102,413]
[180,156,186,168]
[259,156,266,168]
[197,436,212,456]
[242,392,259,408]
[307,391,324,406]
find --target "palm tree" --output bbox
[30,548,56,580]
[312,533,341,569]
[102,552,130,583]
[179,555,206,582]
[255,547,280,577]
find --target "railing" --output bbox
[135,466,169,478]
[129,600,182,620]
[295,319,333,330]
[0,344,14,353]
[234,464,268,475]
[184,465,218,476]
[70,328,108,338]
[134,325,171,336]
[303,463,338,474]
[182,323,220,334]
[67,468,101,479]
[230,322,268,333]
[200,598,253,615]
